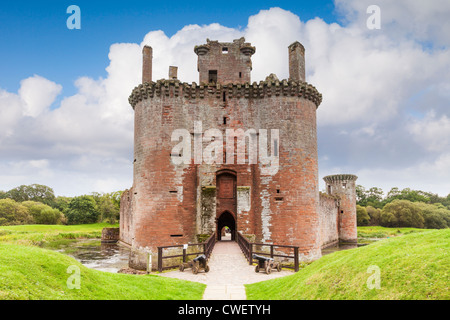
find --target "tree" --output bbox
[381,200,424,228]
[5,184,56,206]
[98,195,119,224]
[0,199,33,226]
[366,206,382,226]
[65,195,99,225]
[356,205,370,226]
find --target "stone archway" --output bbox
[217,211,236,241]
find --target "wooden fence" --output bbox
[237,231,299,272]
[157,232,216,272]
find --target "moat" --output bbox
[49,238,378,273]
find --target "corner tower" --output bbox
[323,174,358,243]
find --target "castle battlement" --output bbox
[128,78,322,109]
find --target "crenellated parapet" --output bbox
[128,78,322,109]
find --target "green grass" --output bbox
[0,223,115,246]
[246,229,449,300]
[0,243,206,300]
[357,226,426,239]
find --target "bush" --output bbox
[356,205,370,226]
[381,200,424,228]
[21,201,65,225]
[0,199,33,226]
[366,206,382,226]
[65,195,99,225]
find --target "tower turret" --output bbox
[323,174,358,243]
[194,37,255,85]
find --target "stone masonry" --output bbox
[120,37,358,270]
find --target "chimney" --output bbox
[169,66,178,80]
[142,45,153,83]
[288,41,305,82]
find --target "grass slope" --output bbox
[0,243,206,300]
[246,229,449,300]
[0,223,114,246]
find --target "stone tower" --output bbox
[120,37,358,270]
[323,174,358,243]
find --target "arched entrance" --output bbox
[217,211,236,241]
[216,170,237,241]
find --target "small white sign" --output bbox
[183,244,188,250]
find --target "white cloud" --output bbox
[19,75,62,118]
[0,4,449,197]
[408,112,450,153]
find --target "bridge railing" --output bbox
[157,232,216,272]
[237,232,299,272]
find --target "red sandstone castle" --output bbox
[120,38,358,269]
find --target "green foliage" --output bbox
[356,205,370,226]
[0,199,33,226]
[366,206,382,226]
[381,200,425,228]
[4,184,56,207]
[356,185,384,208]
[21,201,65,225]
[65,196,99,225]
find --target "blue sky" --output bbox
[0,0,337,97]
[1,0,450,197]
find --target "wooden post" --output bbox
[249,243,253,265]
[270,245,274,259]
[294,247,299,272]
[158,247,163,273]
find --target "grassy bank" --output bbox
[246,229,449,300]
[357,226,426,239]
[0,243,205,300]
[0,223,115,246]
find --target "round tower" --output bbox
[122,38,324,270]
[323,174,358,243]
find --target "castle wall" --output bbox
[127,79,323,264]
[119,188,133,246]
[318,193,339,248]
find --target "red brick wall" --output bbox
[127,79,323,261]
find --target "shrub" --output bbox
[0,199,33,226]
[356,205,370,226]
[381,200,424,228]
[22,201,64,225]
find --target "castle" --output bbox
[120,37,358,270]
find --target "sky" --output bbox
[0,0,449,197]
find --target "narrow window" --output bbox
[169,190,178,194]
[273,138,278,157]
[170,234,183,238]
[209,70,217,83]
[222,47,228,54]
[276,189,280,194]
[223,117,227,125]
[239,72,242,78]
[223,91,226,102]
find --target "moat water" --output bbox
[49,238,379,273]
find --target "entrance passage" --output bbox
[217,211,236,241]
